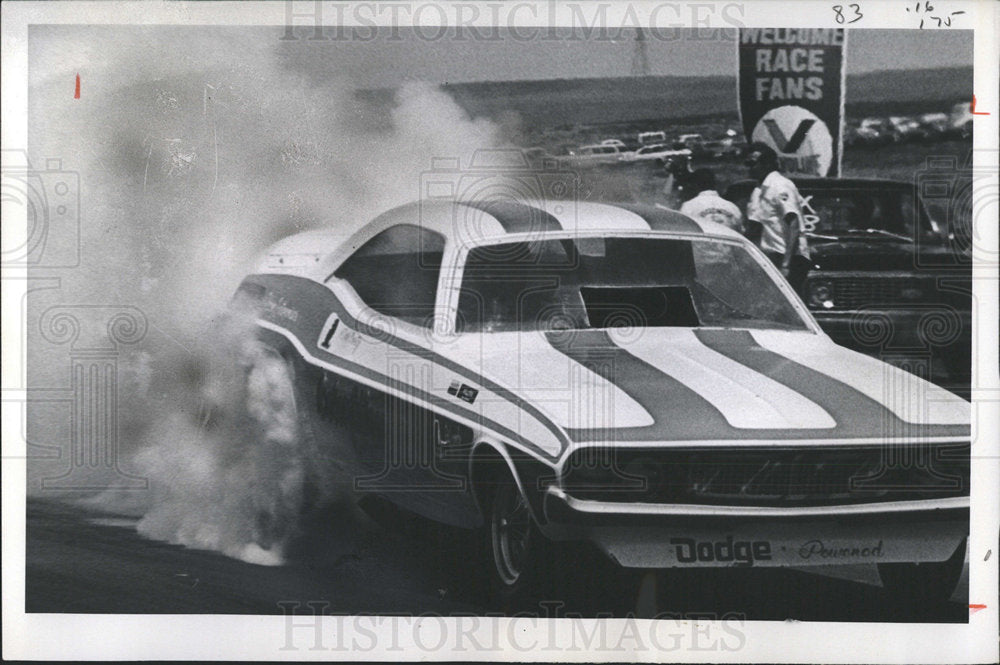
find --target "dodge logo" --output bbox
[670,536,773,566]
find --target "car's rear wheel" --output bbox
[877,538,966,604]
[239,343,314,553]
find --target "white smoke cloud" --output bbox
[28,27,507,564]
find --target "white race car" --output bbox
[235,198,970,604]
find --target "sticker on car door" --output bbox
[318,313,341,350]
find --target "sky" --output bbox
[279,28,973,85]
[30,26,973,91]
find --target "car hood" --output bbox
[445,327,969,445]
[809,238,960,271]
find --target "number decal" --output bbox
[800,194,820,233]
[318,313,341,350]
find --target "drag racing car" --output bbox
[233,198,970,605]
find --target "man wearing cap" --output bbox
[743,142,811,295]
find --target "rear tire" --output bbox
[877,538,966,604]
[240,344,311,553]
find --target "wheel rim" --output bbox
[491,483,532,586]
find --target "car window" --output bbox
[456,237,808,333]
[799,188,942,242]
[334,224,444,327]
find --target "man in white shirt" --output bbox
[743,142,811,295]
[679,169,744,233]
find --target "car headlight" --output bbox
[807,281,835,309]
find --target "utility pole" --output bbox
[630,28,650,77]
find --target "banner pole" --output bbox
[838,28,848,178]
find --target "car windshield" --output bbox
[456,237,809,333]
[798,188,943,242]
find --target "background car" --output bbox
[725,177,972,397]
[637,130,667,146]
[917,112,952,140]
[676,132,708,157]
[949,100,973,139]
[888,115,932,143]
[620,143,691,165]
[560,142,631,167]
[847,117,894,147]
[701,137,743,160]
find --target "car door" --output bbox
[329,224,475,524]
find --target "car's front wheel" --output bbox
[482,476,555,606]
[877,538,966,604]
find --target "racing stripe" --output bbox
[244,273,571,460]
[613,202,704,234]
[693,329,920,437]
[545,329,734,441]
[750,330,970,426]
[618,329,836,429]
[459,200,562,234]
[445,332,655,431]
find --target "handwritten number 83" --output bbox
[833,4,863,24]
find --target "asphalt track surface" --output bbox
[25,497,969,622]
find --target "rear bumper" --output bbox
[541,487,968,569]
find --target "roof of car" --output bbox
[255,199,741,279]
[370,199,718,242]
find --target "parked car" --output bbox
[949,101,973,139]
[917,112,951,139]
[725,177,972,396]
[560,143,631,167]
[676,133,707,157]
[620,143,691,165]
[234,196,970,605]
[637,130,667,146]
[853,117,900,146]
[888,116,932,143]
[701,137,743,160]
[848,118,886,147]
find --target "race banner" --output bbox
[737,28,846,177]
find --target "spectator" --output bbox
[659,152,694,209]
[743,142,811,294]
[679,168,744,233]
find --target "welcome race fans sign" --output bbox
[737,28,846,177]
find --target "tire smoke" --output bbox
[27,27,506,564]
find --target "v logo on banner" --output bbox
[763,118,816,153]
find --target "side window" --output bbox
[334,224,445,327]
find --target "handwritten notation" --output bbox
[905,1,966,29]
